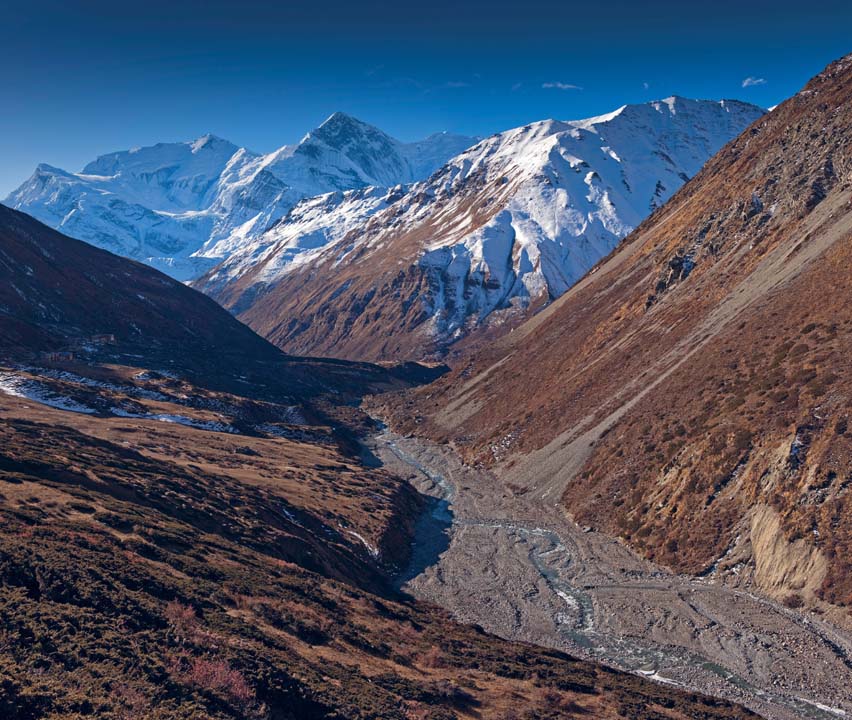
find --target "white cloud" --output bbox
[643,81,650,90]
[742,76,767,88]
[444,81,470,88]
[542,81,583,91]
[512,82,523,91]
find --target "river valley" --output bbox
[369,426,852,720]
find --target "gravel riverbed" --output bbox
[370,427,852,720]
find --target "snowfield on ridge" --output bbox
[197,96,765,360]
[4,113,476,280]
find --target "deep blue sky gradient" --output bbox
[2,0,850,194]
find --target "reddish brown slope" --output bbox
[381,54,852,612]
[0,209,760,718]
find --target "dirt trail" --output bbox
[371,427,852,720]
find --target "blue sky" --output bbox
[2,0,850,195]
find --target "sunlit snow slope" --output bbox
[5,114,475,280]
[198,97,764,360]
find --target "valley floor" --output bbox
[369,425,852,720]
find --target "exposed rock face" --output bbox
[382,54,852,612]
[196,98,763,361]
[750,504,828,605]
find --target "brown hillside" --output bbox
[0,382,758,720]
[381,54,852,613]
[0,210,758,718]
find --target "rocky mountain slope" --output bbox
[197,97,764,361]
[0,209,757,719]
[4,115,475,280]
[379,54,852,619]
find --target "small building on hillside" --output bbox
[41,351,75,362]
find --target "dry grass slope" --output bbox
[0,208,759,718]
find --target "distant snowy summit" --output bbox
[195,97,766,360]
[4,113,477,280]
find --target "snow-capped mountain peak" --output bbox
[190,133,236,152]
[196,97,765,361]
[34,162,71,176]
[309,111,383,144]
[5,117,478,280]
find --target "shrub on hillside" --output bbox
[168,653,255,705]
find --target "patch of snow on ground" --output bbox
[32,367,169,401]
[111,407,237,433]
[341,526,380,559]
[0,372,95,414]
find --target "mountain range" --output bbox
[5,114,476,280]
[6,99,763,356]
[195,97,765,360]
